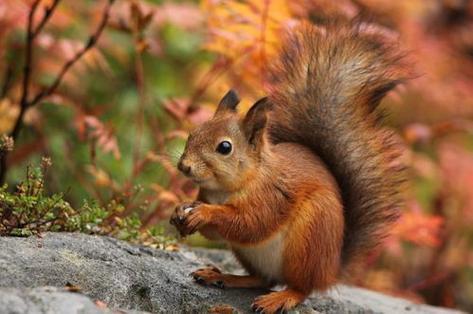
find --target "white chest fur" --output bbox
[231,229,286,283]
[200,189,286,282]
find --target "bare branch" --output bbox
[0,0,40,183]
[13,0,41,138]
[1,62,14,98]
[31,0,61,38]
[0,0,115,184]
[29,0,115,107]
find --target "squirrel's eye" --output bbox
[216,141,232,155]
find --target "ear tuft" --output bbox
[215,89,240,115]
[242,97,271,147]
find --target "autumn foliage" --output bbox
[0,0,473,312]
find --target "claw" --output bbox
[251,304,261,312]
[184,206,194,214]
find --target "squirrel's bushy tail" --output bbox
[267,21,409,268]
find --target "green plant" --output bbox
[0,157,78,236]
[0,157,174,248]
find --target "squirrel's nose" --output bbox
[178,160,191,176]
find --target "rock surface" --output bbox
[0,233,464,314]
[0,287,115,314]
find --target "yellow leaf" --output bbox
[200,0,293,92]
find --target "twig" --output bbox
[131,34,146,180]
[13,0,41,140]
[31,0,61,38]
[5,0,61,138]
[0,0,40,184]
[29,0,115,108]
[1,62,14,98]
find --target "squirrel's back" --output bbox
[267,21,409,268]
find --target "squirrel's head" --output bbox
[177,90,270,191]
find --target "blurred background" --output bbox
[0,0,472,312]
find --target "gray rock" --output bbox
[0,286,108,314]
[0,286,150,314]
[0,233,464,314]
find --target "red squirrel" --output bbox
[170,21,408,313]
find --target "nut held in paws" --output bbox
[184,206,194,214]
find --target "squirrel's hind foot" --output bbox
[251,289,306,314]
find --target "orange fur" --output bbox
[173,141,344,312]
[251,289,306,313]
[170,20,408,314]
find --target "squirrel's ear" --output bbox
[215,89,240,115]
[242,97,271,147]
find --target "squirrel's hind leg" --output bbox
[251,289,307,314]
[191,266,266,289]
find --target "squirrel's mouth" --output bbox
[192,177,218,189]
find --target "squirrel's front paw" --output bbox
[191,266,225,289]
[170,201,205,236]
